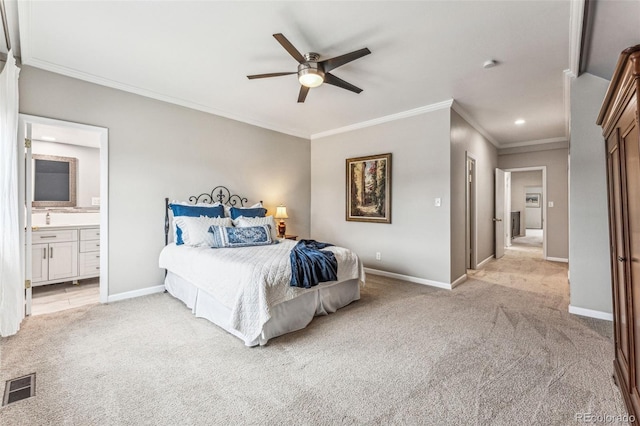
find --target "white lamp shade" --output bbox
[275,205,288,219]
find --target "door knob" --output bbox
[618,256,627,262]
[492,218,502,222]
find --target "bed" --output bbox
[158,186,365,346]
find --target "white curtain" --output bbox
[0,51,22,337]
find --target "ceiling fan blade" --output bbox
[324,73,363,94]
[247,72,296,80]
[273,33,306,64]
[320,48,371,73]
[298,85,310,103]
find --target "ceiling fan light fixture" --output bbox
[298,70,324,88]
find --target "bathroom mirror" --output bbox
[32,154,77,207]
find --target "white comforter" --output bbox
[158,240,364,342]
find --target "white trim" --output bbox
[568,305,613,322]
[499,137,568,149]
[107,284,166,303]
[569,0,585,77]
[451,101,499,147]
[563,70,575,140]
[477,255,494,269]
[311,99,454,140]
[503,166,547,260]
[364,268,452,290]
[451,274,467,289]
[546,257,569,263]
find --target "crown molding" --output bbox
[311,99,454,140]
[450,101,499,147]
[499,136,567,149]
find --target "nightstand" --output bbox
[284,235,298,241]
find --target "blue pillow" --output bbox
[229,206,267,220]
[169,203,224,245]
[208,225,273,248]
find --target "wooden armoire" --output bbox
[598,44,640,419]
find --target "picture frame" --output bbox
[346,153,392,223]
[525,192,541,208]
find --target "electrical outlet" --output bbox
[435,198,441,207]
[375,252,381,261]
[91,197,100,206]
[548,201,554,208]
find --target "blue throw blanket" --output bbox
[290,240,338,288]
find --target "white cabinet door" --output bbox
[48,241,78,281]
[32,243,48,283]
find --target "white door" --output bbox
[48,241,79,281]
[24,123,33,315]
[495,168,506,259]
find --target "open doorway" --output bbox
[466,153,477,269]
[18,115,108,317]
[504,167,546,258]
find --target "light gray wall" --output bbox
[32,140,100,208]
[311,109,452,284]
[19,66,311,297]
[498,147,569,260]
[510,171,542,235]
[524,185,543,229]
[450,110,498,280]
[569,72,612,314]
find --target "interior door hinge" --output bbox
[24,138,31,149]
[25,279,31,289]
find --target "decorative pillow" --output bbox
[173,216,232,247]
[234,215,277,240]
[229,206,267,220]
[208,225,273,248]
[223,202,263,218]
[169,203,225,245]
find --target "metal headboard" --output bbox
[164,186,252,246]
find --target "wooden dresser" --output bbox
[597,44,640,419]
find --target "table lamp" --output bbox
[275,205,288,238]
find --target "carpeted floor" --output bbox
[0,244,627,425]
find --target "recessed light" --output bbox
[41,136,56,141]
[514,119,525,125]
[483,59,498,69]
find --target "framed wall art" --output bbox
[346,153,391,223]
[525,192,541,208]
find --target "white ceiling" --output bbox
[12,1,573,146]
[31,123,101,149]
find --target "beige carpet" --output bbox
[0,245,627,425]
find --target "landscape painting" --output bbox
[346,153,392,223]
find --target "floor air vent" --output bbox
[3,373,36,406]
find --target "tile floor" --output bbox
[31,278,100,316]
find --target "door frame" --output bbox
[503,166,547,260]
[466,152,478,269]
[18,114,109,307]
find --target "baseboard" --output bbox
[568,305,613,321]
[546,257,569,263]
[451,274,467,288]
[477,255,494,269]
[364,268,452,290]
[107,284,166,303]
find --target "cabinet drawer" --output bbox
[80,251,100,266]
[80,228,100,241]
[33,229,77,243]
[80,240,101,252]
[79,263,101,276]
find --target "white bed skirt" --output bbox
[164,272,360,346]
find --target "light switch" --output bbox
[548,201,554,208]
[92,197,101,206]
[435,198,441,207]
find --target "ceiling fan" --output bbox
[247,33,371,103]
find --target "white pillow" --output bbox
[173,216,232,247]
[169,201,224,242]
[224,202,263,218]
[234,215,277,240]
